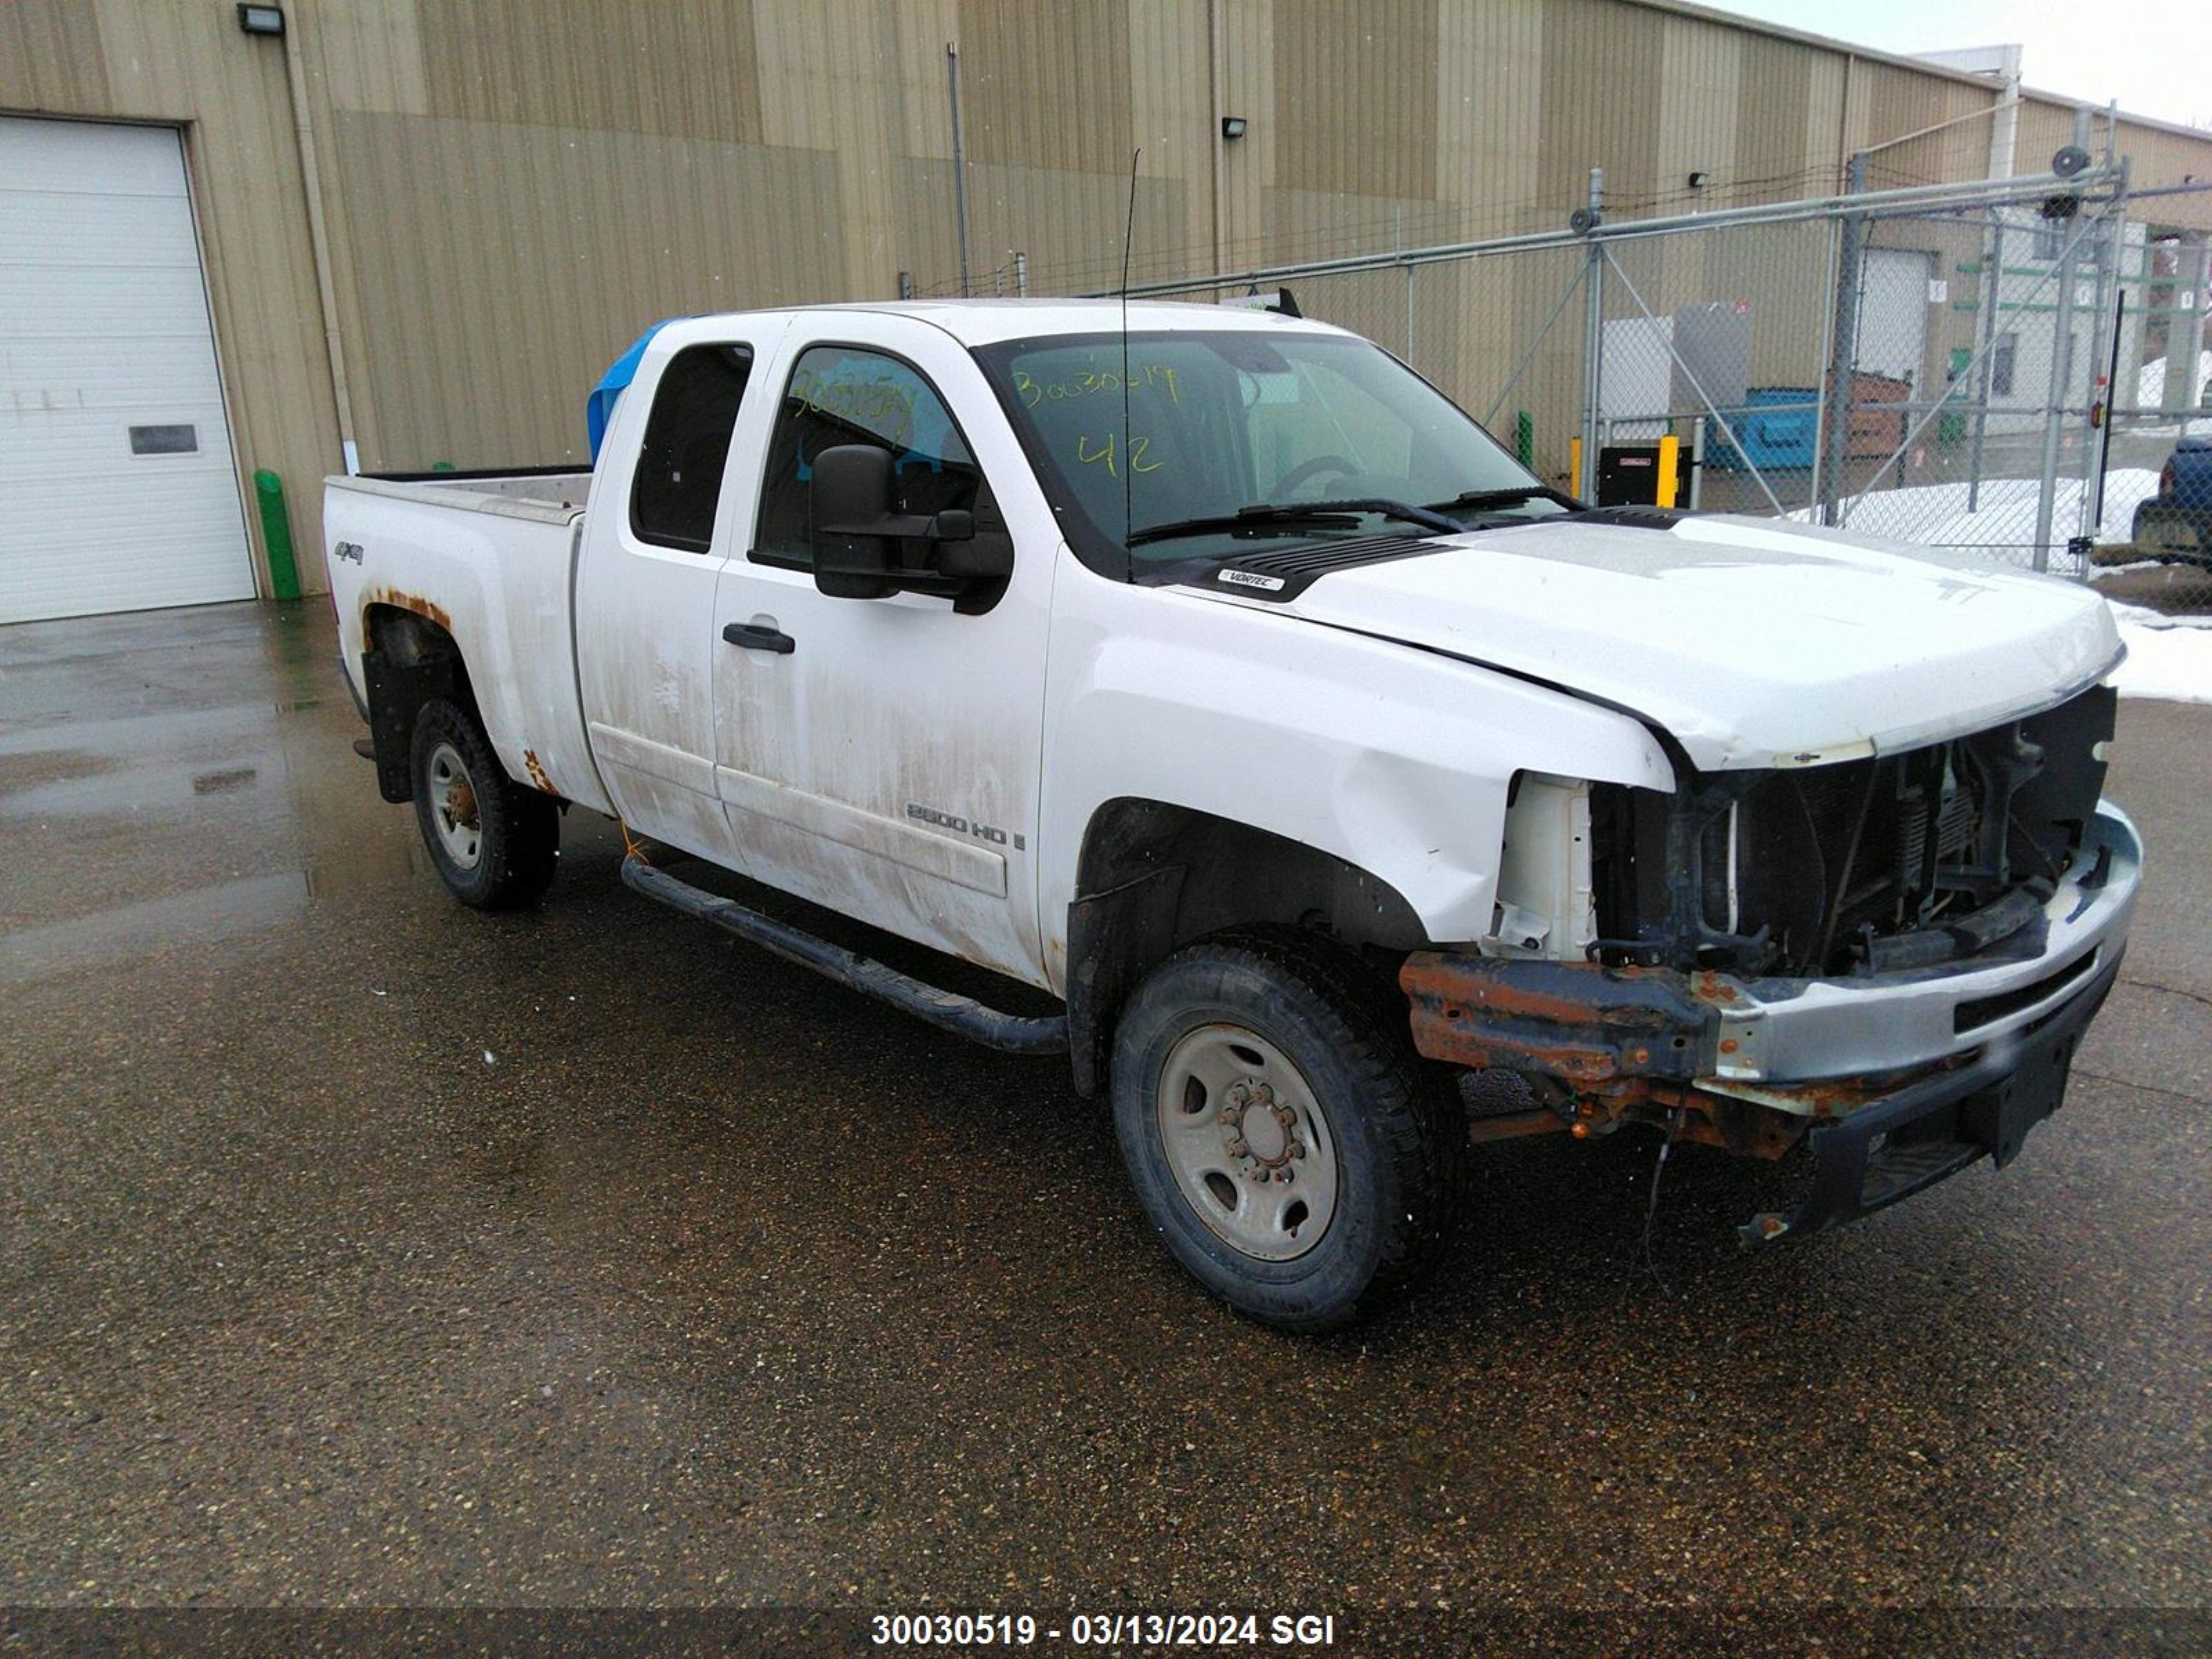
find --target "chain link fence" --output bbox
[935,157,2212,619]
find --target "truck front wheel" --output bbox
[409,698,558,910]
[1111,927,1465,1331]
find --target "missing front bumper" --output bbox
[1738,950,2121,1243]
[1401,930,2128,1241]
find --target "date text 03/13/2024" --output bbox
[869,1612,1338,1648]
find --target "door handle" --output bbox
[722,621,795,655]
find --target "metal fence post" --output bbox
[1579,169,1604,499]
[2073,164,2128,570]
[1819,152,1868,526]
[2186,236,2212,429]
[1967,213,2003,513]
[2032,109,2092,574]
[1405,261,1416,364]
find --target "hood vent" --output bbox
[1188,532,1442,601]
[1573,505,1691,530]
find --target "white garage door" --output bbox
[1859,248,1933,388]
[0,116,255,624]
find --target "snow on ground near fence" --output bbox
[2108,603,2212,705]
[1788,470,2162,556]
[2134,350,2212,411]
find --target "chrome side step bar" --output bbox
[620,854,1069,1056]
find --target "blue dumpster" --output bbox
[1707,386,1821,471]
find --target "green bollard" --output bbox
[1515,411,1534,470]
[252,469,301,601]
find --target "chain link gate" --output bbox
[958,156,2212,620]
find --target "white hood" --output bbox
[1246,513,2122,771]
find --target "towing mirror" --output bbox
[809,444,901,600]
[809,444,1011,607]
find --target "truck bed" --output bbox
[324,467,610,818]
[334,466,594,523]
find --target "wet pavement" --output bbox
[1,601,2207,1623]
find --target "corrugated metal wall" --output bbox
[4,0,2206,597]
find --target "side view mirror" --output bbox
[809,444,901,600]
[808,445,1013,606]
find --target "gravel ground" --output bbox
[1,602,2205,1649]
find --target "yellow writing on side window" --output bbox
[791,367,915,447]
[1015,362,1181,410]
[1074,431,1163,478]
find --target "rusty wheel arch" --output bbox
[1063,798,1427,1098]
[359,603,476,804]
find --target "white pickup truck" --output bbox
[324,299,2141,1329]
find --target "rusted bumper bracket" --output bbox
[1400,955,1718,1096]
[1741,949,2123,1244]
[1401,944,2124,1244]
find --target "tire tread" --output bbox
[410,699,559,910]
[1114,924,1466,1330]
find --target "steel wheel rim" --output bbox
[427,740,484,870]
[1155,1022,1339,1262]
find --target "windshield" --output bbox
[971,328,1568,577]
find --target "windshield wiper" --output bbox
[1127,497,1461,548]
[1425,485,1582,516]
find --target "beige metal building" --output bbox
[3,0,2209,616]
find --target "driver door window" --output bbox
[753,346,999,568]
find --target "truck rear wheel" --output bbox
[409,698,558,910]
[1110,926,1465,1331]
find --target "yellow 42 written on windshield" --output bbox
[1074,431,1161,478]
[1013,361,1183,478]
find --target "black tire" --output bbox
[409,697,559,910]
[1110,926,1466,1331]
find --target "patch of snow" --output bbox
[2133,348,2212,411]
[2108,601,2212,631]
[2107,601,2212,704]
[1789,470,2162,561]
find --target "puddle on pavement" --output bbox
[0,752,279,818]
[0,749,119,794]
[0,872,311,986]
[0,604,440,980]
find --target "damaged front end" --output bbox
[1403,684,2140,1241]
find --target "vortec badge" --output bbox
[1216,568,1286,592]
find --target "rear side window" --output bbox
[630,344,753,552]
[753,345,997,568]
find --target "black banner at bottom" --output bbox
[3,1607,2208,1658]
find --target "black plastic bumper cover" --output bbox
[1741,949,2124,1244]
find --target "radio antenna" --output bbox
[1119,146,1141,546]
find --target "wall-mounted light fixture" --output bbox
[1687,170,1709,190]
[237,4,285,36]
[1221,115,1248,140]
